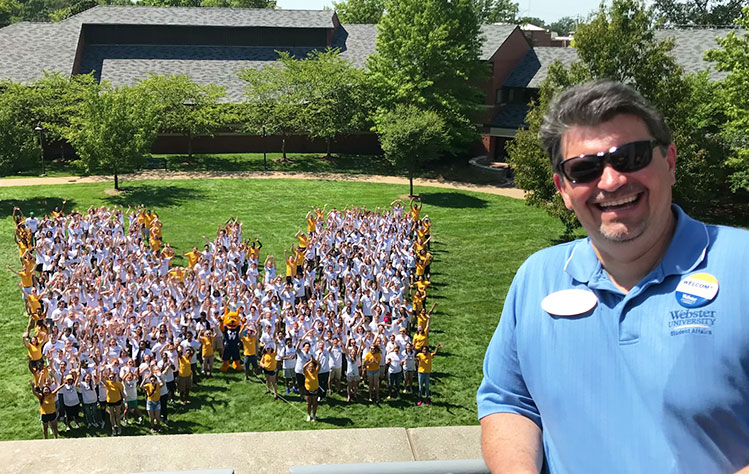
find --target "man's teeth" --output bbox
[599,195,637,208]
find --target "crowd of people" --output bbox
[12,197,443,438]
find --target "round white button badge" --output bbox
[675,272,718,308]
[541,289,598,317]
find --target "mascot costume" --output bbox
[220,308,242,372]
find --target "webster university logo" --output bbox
[668,309,716,336]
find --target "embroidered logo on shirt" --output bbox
[675,273,718,308]
[668,308,716,336]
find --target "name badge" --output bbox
[542,289,597,317]
[675,273,718,308]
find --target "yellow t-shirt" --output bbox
[261,351,277,371]
[304,366,320,392]
[364,352,381,372]
[413,332,428,351]
[241,334,257,356]
[19,268,33,287]
[417,352,433,373]
[285,256,295,277]
[247,246,259,260]
[185,251,200,268]
[40,393,56,415]
[200,336,215,357]
[143,382,162,403]
[27,294,42,315]
[295,249,305,267]
[27,341,43,361]
[297,234,309,249]
[104,380,124,403]
[178,355,192,377]
[306,218,316,233]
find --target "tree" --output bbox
[135,74,226,158]
[368,0,485,157]
[67,83,161,189]
[517,16,546,27]
[293,51,370,158]
[0,0,22,26]
[240,50,370,160]
[375,104,448,196]
[474,0,518,24]
[705,6,749,191]
[0,81,39,174]
[331,0,384,24]
[506,0,729,235]
[547,16,582,35]
[653,0,744,26]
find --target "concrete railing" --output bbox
[290,459,489,474]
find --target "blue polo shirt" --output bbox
[478,206,749,473]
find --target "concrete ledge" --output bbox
[0,426,481,474]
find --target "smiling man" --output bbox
[478,81,749,473]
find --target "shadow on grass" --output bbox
[103,184,206,208]
[420,192,488,209]
[320,416,355,427]
[0,197,76,219]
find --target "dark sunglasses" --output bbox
[557,140,661,184]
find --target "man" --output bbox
[478,80,749,473]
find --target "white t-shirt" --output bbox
[387,352,402,374]
[60,383,80,407]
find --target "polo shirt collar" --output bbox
[563,204,708,286]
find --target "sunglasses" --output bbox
[557,140,661,184]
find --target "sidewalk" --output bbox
[0,425,482,474]
[0,170,525,200]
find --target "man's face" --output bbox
[553,114,676,248]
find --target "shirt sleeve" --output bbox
[476,270,542,429]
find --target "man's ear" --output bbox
[666,143,677,186]
[553,173,574,210]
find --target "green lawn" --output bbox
[0,177,564,440]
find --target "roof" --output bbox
[655,28,742,81]
[0,21,81,83]
[503,47,578,88]
[73,5,337,28]
[335,24,377,68]
[480,24,519,60]
[491,103,530,129]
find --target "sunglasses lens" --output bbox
[562,140,655,183]
[563,157,603,183]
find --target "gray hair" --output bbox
[539,80,672,172]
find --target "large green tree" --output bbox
[331,0,384,24]
[0,81,39,174]
[548,16,582,35]
[653,0,744,26]
[135,74,226,158]
[240,50,370,159]
[506,0,729,235]
[705,6,749,191]
[375,104,448,196]
[67,83,161,189]
[367,0,485,157]
[474,0,518,24]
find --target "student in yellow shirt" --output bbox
[32,383,63,439]
[303,358,320,422]
[183,247,201,268]
[240,324,259,381]
[176,346,193,405]
[8,264,34,294]
[416,343,443,406]
[260,346,278,399]
[23,331,46,373]
[103,371,126,436]
[413,316,431,352]
[141,374,164,433]
[363,344,382,403]
[417,302,438,331]
[199,329,216,378]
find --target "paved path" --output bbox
[0,170,525,199]
[0,425,482,474]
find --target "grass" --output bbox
[10,152,509,186]
[0,177,562,440]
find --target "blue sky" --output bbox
[276,0,609,24]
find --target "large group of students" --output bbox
[12,197,443,438]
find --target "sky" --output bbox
[275,0,608,24]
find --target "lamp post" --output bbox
[262,125,267,171]
[183,99,196,159]
[34,122,45,176]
